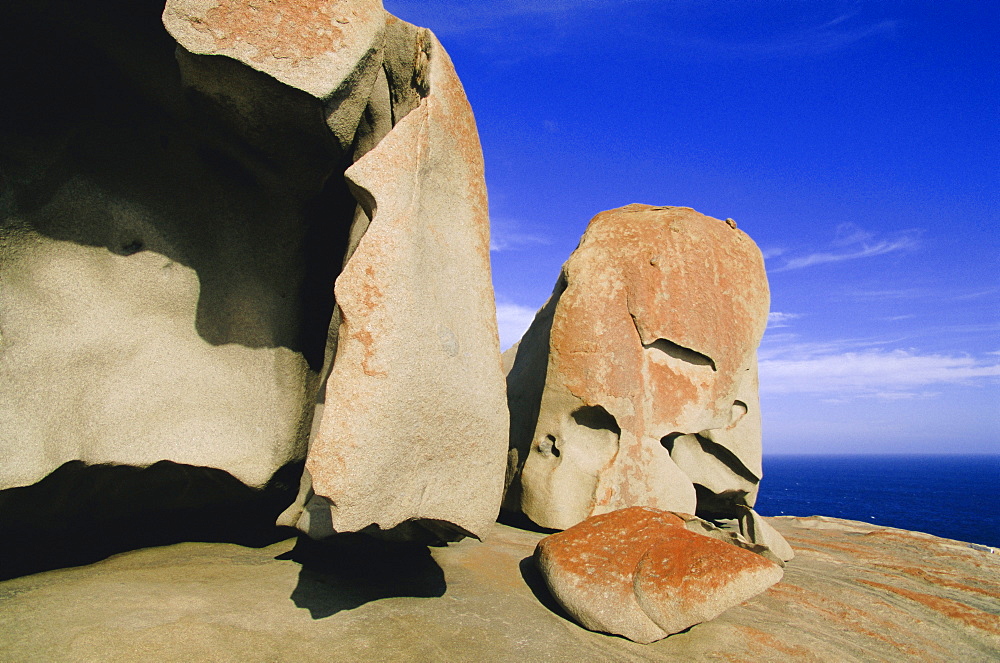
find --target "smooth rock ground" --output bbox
[1,517,997,661]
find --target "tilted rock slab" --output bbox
[274,12,509,541]
[504,204,789,557]
[0,0,507,541]
[535,506,784,643]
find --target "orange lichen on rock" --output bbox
[550,205,766,428]
[276,14,507,541]
[198,0,349,64]
[857,579,1000,636]
[767,581,928,657]
[733,625,820,660]
[503,204,786,562]
[536,506,782,643]
[538,507,686,577]
[164,0,385,100]
[875,564,1000,600]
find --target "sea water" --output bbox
[753,455,1000,548]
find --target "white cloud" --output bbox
[386,1,895,61]
[831,222,874,246]
[776,237,918,271]
[767,312,801,328]
[759,348,1000,397]
[759,335,899,360]
[844,285,1000,302]
[955,288,1000,301]
[723,17,896,58]
[391,0,616,18]
[385,0,646,35]
[929,323,1000,335]
[770,224,920,272]
[870,390,939,401]
[844,288,931,301]
[496,301,539,351]
[624,10,896,62]
[489,217,550,253]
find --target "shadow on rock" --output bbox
[282,534,446,619]
[0,460,302,580]
[497,510,560,536]
[518,555,573,623]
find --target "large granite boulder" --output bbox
[534,507,783,643]
[503,204,788,557]
[0,0,506,546]
[272,7,509,542]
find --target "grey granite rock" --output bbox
[0,0,507,542]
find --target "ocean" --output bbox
[753,454,1000,549]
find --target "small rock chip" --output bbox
[535,506,783,643]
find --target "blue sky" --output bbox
[384,0,999,455]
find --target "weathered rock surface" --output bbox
[503,204,784,555]
[535,507,783,643]
[1,517,997,661]
[0,0,506,541]
[276,12,508,541]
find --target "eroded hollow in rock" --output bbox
[662,432,761,520]
[0,460,304,580]
[538,435,561,458]
[571,405,622,436]
[0,0,362,562]
[643,338,717,371]
[692,484,752,521]
[1,1,355,365]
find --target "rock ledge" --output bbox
[1,516,997,661]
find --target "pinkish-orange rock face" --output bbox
[554,206,764,431]
[536,506,783,643]
[164,0,386,100]
[505,205,778,547]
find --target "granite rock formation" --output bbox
[0,0,506,542]
[2,516,996,661]
[503,204,789,558]
[270,6,509,542]
[535,507,784,643]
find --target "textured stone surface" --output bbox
[277,17,507,542]
[1,0,332,495]
[0,0,506,541]
[1,517,997,661]
[504,205,781,555]
[163,0,386,100]
[535,507,783,643]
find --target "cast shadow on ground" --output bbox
[0,461,302,581]
[279,534,446,619]
[518,555,573,623]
